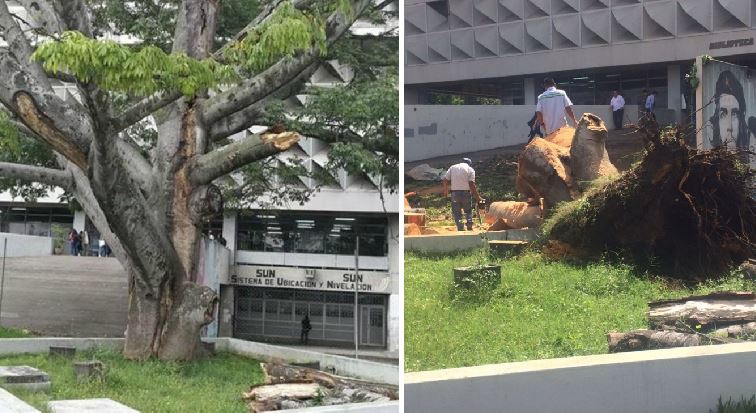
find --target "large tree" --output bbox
[0,0,397,360]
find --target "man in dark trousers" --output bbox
[301,315,312,345]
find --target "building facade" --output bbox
[405,0,756,117]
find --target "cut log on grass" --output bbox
[260,363,399,399]
[607,330,709,352]
[648,292,756,328]
[244,383,321,402]
[547,116,755,279]
[485,201,541,229]
[713,322,756,338]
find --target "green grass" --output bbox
[0,326,33,338]
[404,250,756,372]
[0,347,264,412]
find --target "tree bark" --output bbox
[607,330,708,353]
[648,292,756,329]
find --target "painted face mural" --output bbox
[702,62,754,167]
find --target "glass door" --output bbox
[359,305,385,347]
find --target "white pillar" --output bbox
[72,210,86,231]
[667,65,681,122]
[387,214,400,354]
[524,78,536,105]
[222,211,237,252]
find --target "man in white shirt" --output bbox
[610,90,625,130]
[443,158,483,231]
[536,77,578,136]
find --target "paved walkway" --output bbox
[283,344,399,365]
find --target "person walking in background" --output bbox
[443,158,483,231]
[536,77,578,136]
[79,230,88,256]
[301,315,312,345]
[610,90,625,130]
[645,90,657,118]
[67,229,79,256]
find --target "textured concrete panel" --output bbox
[474,0,498,26]
[450,0,474,28]
[427,1,450,32]
[678,0,713,32]
[582,9,611,45]
[405,35,428,65]
[714,0,749,29]
[678,1,712,35]
[525,0,550,18]
[525,17,552,51]
[552,0,580,15]
[427,32,451,62]
[581,0,610,12]
[612,4,642,41]
[451,29,475,59]
[553,14,581,48]
[475,26,500,57]
[499,0,525,21]
[404,4,427,34]
[499,21,526,53]
[644,1,676,39]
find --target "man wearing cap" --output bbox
[536,77,578,136]
[443,158,483,231]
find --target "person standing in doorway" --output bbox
[443,158,483,231]
[610,90,625,130]
[301,315,312,345]
[536,77,578,136]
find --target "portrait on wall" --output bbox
[700,59,756,167]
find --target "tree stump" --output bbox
[48,346,76,359]
[453,265,501,289]
[73,361,105,382]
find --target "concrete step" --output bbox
[0,387,41,412]
[488,240,528,255]
[48,399,139,413]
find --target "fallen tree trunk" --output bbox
[607,330,709,352]
[243,363,398,412]
[648,292,756,328]
[547,117,755,279]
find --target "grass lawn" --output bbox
[405,250,756,373]
[0,347,264,412]
[0,326,32,338]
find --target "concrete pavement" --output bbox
[0,256,128,337]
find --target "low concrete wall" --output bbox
[225,338,398,386]
[0,233,53,257]
[405,342,756,413]
[405,105,641,162]
[405,229,537,253]
[0,338,124,355]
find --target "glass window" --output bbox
[326,304,340,324]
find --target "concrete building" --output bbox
[0,1,401,354]
[404,0,756,160]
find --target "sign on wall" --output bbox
[697,59,756,168]
[231,265,392,294]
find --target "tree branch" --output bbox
[213,0,313,59]
[51,0,93,36]
[115,139,155,190]
[208,61,320,142]
[189,131,300,185]
[109,92,183,136]
[0,1,50,83]
[201,0,373,125]
[15,0,63,35]
[0,162,71,188]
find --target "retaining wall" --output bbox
[405,105,643,162]
[405,342,756,413]
[0,233,53,257]
[404,229,537,253]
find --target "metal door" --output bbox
[359,305,385,347]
